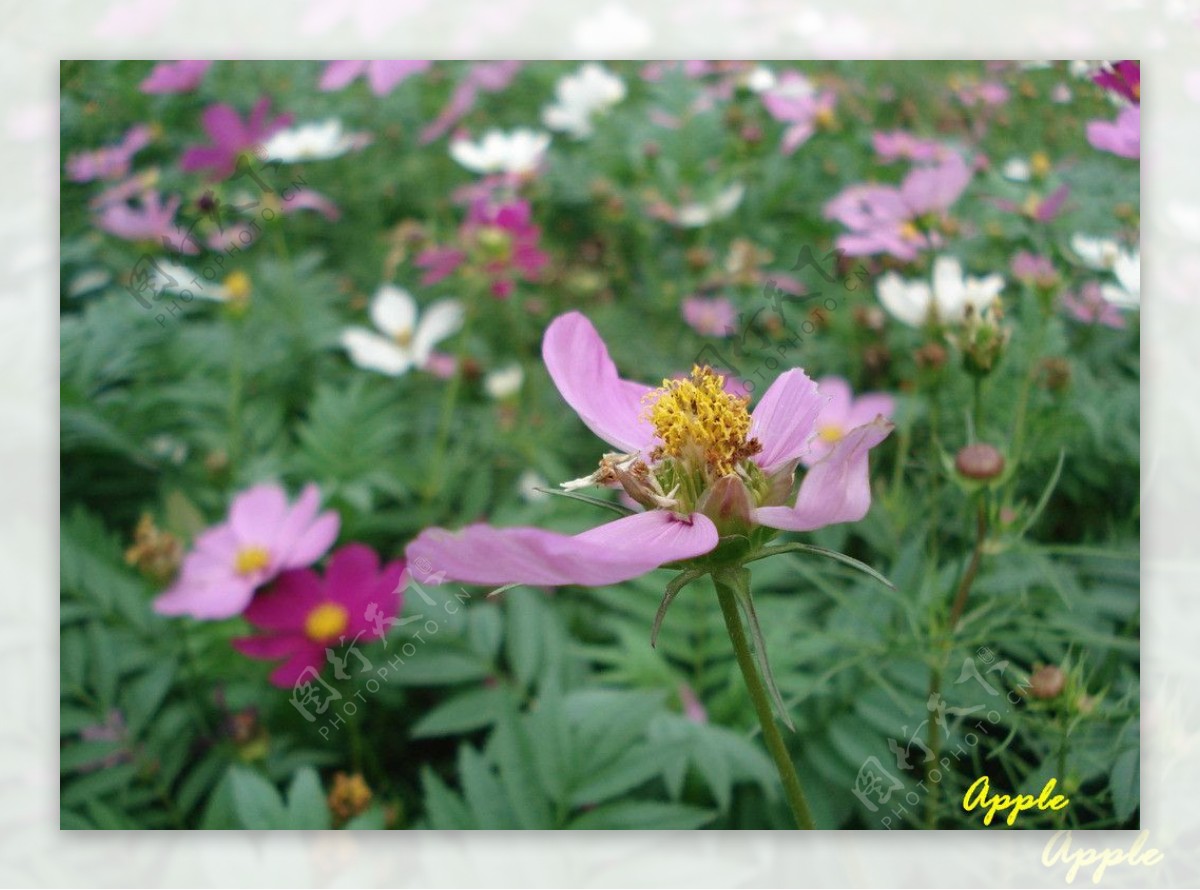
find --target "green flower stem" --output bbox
[713,570,816,830]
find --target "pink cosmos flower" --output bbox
[1087,105,1140,159]
[955,80,1010,107]
[154,483,340,620]
[682,295,737,337]
[419,61,522,144]
[66,124,152,182]
[417,197,548,299]
[760,72,836,155]
[1011,251,1058,288]
[180,98,294,181]
[871,130,952,164]
[94,189,198,254]
[1061,281,1126,329]
[992,184,1071,223]
[318,60,431,96]
[406,312,893,588]
[140,60,212,94]
[1087,61,1140,159]
[824,154,972,261]
[804,377,895,466]
[232,544,405,687]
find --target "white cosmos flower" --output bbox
[877,256,1004,327]
[1001,157,1032,182]
[1100,249,1140,308]
[262,119,369,162]
[1071,233,1124,270]
[340,286,464,377]
[745,66,777,93]
[676,183,745,228]
[484,363,524,400]
[542,63,626,139]
[449,128,551,176]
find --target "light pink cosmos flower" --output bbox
[140,60,212,94]
[1061,282,1126,329]
[406,312,893,588]
[318,60,431,96]
[420,61,523,144]
[180,98,294,181]
[824,153,972,261]
[233,544,405,687]
[760,71,836,155]
[682,295,737,337]
[66,125,152,182]
[1087,105,1140,159]
[154,483,340,620]
[871,130,952,164]
[804,377,895,466]
[94,189,198,254]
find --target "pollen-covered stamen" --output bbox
[643,366,761,476]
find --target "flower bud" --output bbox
[328,772,373,824]
[696,474,754,537]
[955,443,1005,481]
[1038,356,1071,392]
[1028,664,1066,700]
[914,342,948,371]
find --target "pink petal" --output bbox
[229,484,289,544]
[153,569,257,619]
[750,369,826,474]
[319,60,364,92]
[754,417,893,532]
[846,393,895,428]
[268,644,329,689]
[541,312,657,454]
[280,511,340,570]
[232,634,306,660]
[243,567,325,631]
[406,510,718,588]
[815,376,853,426]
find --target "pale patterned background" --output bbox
[5,0,1196,885]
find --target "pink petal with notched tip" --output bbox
[749,368,826,474]
[754,417,893,532]
[541,312,658,454]
[229,484,290,546]
[406,510,719,588]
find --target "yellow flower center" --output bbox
[898,221,921,242]
[392,327,413,347]
[305,602,349,643]
[817,423,844,443]
[644,366,759,476]
[222,270,252,305]
[233,545,271,576]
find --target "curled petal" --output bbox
[542,312,657,453]
[754,417,893,532]
[749,369,825,474]
[406,510,718,588]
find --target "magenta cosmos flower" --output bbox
[824,154,972,261]
[233,544,405,687]
[417,197,548,299]
[180,98,293,181]
[140,60,212,94]
[406,313,893,587]
[318,60,430,97]
[154,483,340,620]
[804,377,895,466]
[760,71,836,155]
